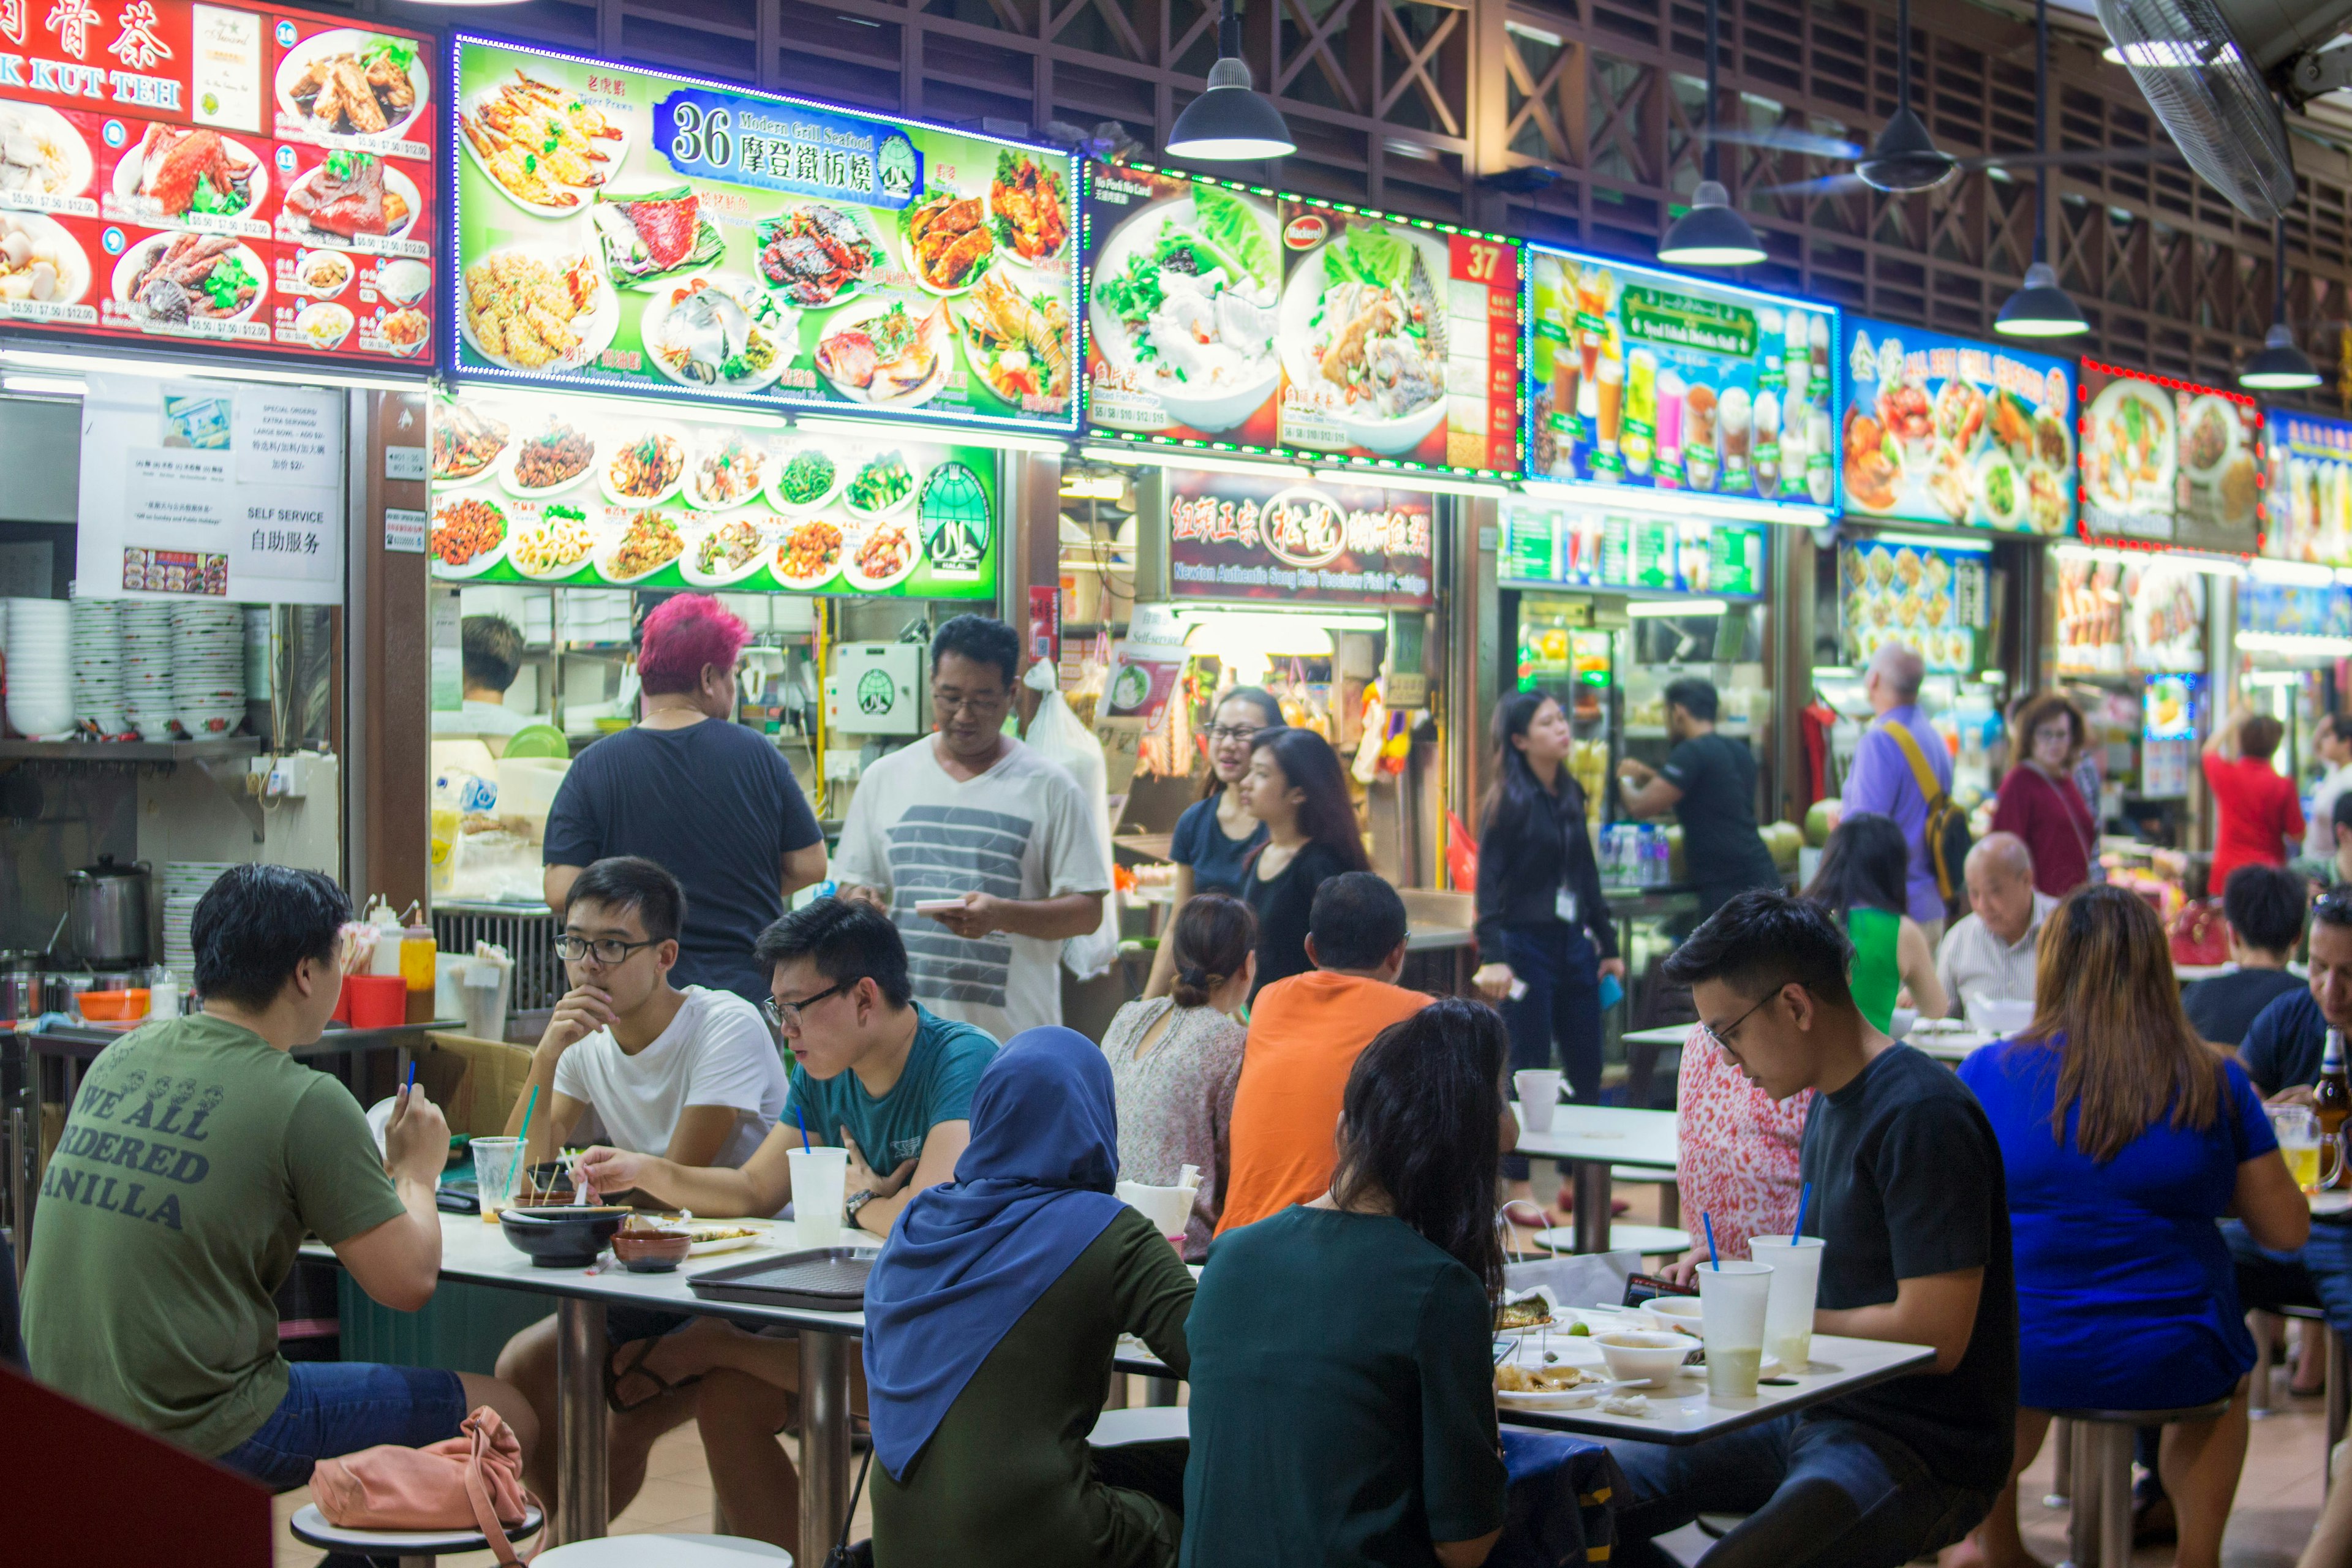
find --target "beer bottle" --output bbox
[2318,1030,2351,1192]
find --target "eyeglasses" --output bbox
[761,980,852,1032]
[1206,725,1265,744]
[932,688,1011,716]
[1697,985,1788,1057]
[556,935,660,965]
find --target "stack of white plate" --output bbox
[170,602,246,739]
[70,597,126,736]
[123,603,175,739]
[242,606,271,702]
[159,861,238,976]
[6,597,72,737]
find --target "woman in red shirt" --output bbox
[1991,692,2100,897]
[2203,711,2304,891]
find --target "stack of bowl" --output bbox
[122,603,174,739]
[170,602,246,738]
[70,597,124,736]
[160,861,237,990]
[5,597,72,737]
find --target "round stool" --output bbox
[1532,1223,1691,1258]
[1609,1167,1681,1228]
[288,1501,545,1568]
[536,1536,791,1564]
[2048,1400,2230,1568]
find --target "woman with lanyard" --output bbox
[1990,692,2099,897]
[1473,693,1622,1194]
[1144,687,1284,999]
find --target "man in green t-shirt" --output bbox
[575,895,997,1548]
[20,864,537,1487]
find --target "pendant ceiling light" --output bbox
[2241,219,2322,390]
[1657,0,1767,268]
[1855,0,1958,193]
[1166,0,1295,162]
[1995,0,2089,337]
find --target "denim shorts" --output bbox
[214,1360,468,1490]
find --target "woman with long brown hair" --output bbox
[1238,726,1369,997]
[1950,884,2309,1568]
[1989,691,2098,897]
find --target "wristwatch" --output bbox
[845,1188,879,1224]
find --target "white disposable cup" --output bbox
[790,1147,850,1249]
[1117,1180,1193,1242]
[1749,1234,1825,1371]
[1515,1070,1562,1134]
[1696,1260,1774,1398]
[471,1136,524,1222]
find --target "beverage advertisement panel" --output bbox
[2076,361,2261,553]
[2264,410,2352,567]
[1164,467,1433,609]
[1498,497,1765,597]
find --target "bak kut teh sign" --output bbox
[1166,467,1434,609]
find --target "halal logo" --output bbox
[856,668,896,715]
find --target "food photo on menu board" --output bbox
[426,394,997,598]
[0,2,434,364]
[1839,318,2075,535]
[1526,246,1833,505]
[1080,162,1520,477]
[2265,411,2352,567]
[2075,362,2261,552]
[450,36,1077,431]
[1839,538,1986,674]
[2123,556,2207,674]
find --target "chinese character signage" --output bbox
[2264,411,2352,567]
[1838,538,1987,673]
[2077,361,2261,552]
[0,2,435,366]
[1525,244,1834,508]
[1839,317,2075,535]
[450,36,1077,434]
[425,391,997,599]
[1082,162,1519,477]
[1498,497,1766,598]
[1164,467,1434,608]
[74,370,345,602]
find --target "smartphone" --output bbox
[1623,1271,1699,1307]
[914,899,966,915]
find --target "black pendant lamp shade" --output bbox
[1995,0,2089,338]
[2241,222,2321,390]
[1657,0,1766,268]
[1166,0,1295,161]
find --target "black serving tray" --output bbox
[686,1247,873,1311]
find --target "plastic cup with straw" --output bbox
[1695,1210,1774,1398]
[510,1084,540,1208]
[1750,1183,1824,1371]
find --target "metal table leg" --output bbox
[1572,1161,1613,1254]
[800,1329,854,1567]
[553,1297,609,1545]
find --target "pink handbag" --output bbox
[311,1406,538,1564]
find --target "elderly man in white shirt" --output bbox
[1935,832,2057,1016]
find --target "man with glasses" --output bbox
[1608,890,2015,1568]
[492,856,789,1515]
[834,613,1110,1038]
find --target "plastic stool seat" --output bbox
[288,1501,545,1558]
[2049,1401,2230,1568]
[535,1536,791,1564]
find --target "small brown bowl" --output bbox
[612,1228,693,1273]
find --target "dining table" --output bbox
[1512,1104,1680,1255]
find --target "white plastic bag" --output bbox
[1023,660,1120,981]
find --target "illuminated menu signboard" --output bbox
[1082,161,1520,478]
[2076,361,2261,554]
[450,36,1078,434]
[1165,466,1434,609]
[0,1,435,365]
[2264,410,2352,567]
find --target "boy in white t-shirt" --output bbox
[492,856,788,1513]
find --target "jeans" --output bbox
[2226,1216,2352,1333]
[1500,922,1603,1183]
[214,1360,468,1490]
[1607,1412,1995,1568]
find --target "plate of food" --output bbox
[292,300,355,352]
[505,503,601,581]
[768,447,844,514]
[458,69,627,216]
[279,152,418,246]
[773,518,846,590]
[461,244,615,374]
[593,182,726,290]
[113,233,265,327]
[1088,184,1281,434]
[0,103,92,201]
[380,304,431,356]
[902,186,997,296]
[643,274,794,393]
[601,428,688,507]
[601,509,687,584]
[2083,377,2176,514]
[429,496,509,577]
[1494,1362,1612,1411]
[1840,407,1906,514]
[987,149,1071,269]
[956,270,1072,409]
[843,449,919,519]
[502,415,598,498]
[682,518,771,587]
[683,1222,771,1257]
[0,211,86,310]
[287,247,354,300]
[110,126,268,225]
[756,201,888,308]
[813,295,951,409]
[2024,464,2068,535]
[1275,221,1450,457]
[375,256,430,306]
[431,402,508,483]
[1494,1288,1559,1335]
[842,518,922,592]
[276,31,431,145]
[1931,376,1987,454]
[685,430,771,511]
[2180,393,2241,483]
[1974,447,2024,529]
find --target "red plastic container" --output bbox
[329,974,352,1025]
[344,974,407,1029]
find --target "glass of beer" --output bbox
[2273,1106,2328,1194]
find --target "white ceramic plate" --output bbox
[1085,189,1281,436]
[458,75,630,219]
[458,244,617,375]
[598,427,690,508]
[502,508,605,581]
[286,247,355,300]
[427,496,511,579]
[598,510,688,584]
[275,29,433,147]
[110,130,268,224]
[679,518,773,587]
[840,518,922,593]
[0,104,93,199]
[277,159,420,246]
[771,518,847,590]
[683,432,774,511]
[499,419,599,500]
[767,448,848,516]
[641,274,795,394]
[111,234,266,324]
[1274,234,1451,457]
[0,211,89,306]
[841,451,920,520]
[812,293,951,410]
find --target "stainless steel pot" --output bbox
[65,856,151,967]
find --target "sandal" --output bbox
[605,1336,704,1415]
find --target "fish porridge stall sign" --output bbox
[1082,161,1520,478]
[450,36,1077,431]
[2076,360,2261,554]
[0,0,437,364]
[1839,318,2075,535]
[1164,467,1434,609]
[1525,244,1834,508]
[2264,410,2352,567]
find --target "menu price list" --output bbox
[1499,500,1763,597]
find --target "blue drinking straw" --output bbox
[1792,1182,1811,1243]
[404,1060,417,1096]
[794,1106,811,1153]
[1703,1212,1721,1270]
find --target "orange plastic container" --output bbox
[78,988,148,1022]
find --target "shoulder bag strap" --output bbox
[824,1446,876,1567]
[1880,720,1947,808]
[462,1419,532,1567]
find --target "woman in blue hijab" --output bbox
[864,1026,1198,1568]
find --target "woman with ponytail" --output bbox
[1098,894,1255,1259]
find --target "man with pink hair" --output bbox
[545,594,828,1004]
